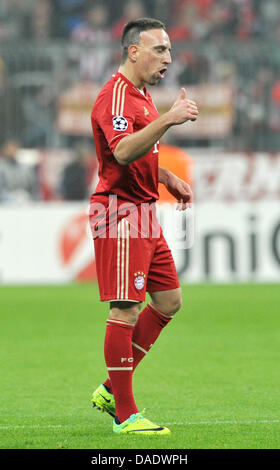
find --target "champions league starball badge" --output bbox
[113,116,128,131]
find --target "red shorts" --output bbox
[92,207,180,302]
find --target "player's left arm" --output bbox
[158,166,192,210]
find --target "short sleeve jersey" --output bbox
[91,72,160,206]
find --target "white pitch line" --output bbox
[1,419,280,431]
[1,424,66,430]
[165,419,280,426]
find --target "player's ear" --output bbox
[128,44,139,63]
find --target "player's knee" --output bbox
[109,301,142,325]
[151,293,182,316]
[109,308,139,325]
[173,295,182,314]
[167,292,182,315]
[165,295,182,315]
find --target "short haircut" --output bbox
[121,17,166,64]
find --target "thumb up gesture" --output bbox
[168,88,198,125]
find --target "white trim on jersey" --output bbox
[112,78,128,116]
[117,218,130,300]
[120,83,128,116]
[112,77,121,115]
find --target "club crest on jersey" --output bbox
[113,116,128,131]
[134,271,146,290]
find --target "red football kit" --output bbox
[90,72,179,302]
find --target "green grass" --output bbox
[0,283,280,449]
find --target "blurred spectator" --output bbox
[169,0,259,41]
[249,65,272,132]
[274,20,280,41]
[0,139,38,202]
[207,1,238,38]
[177,52,209,84]
[21,83,56,148]
[259,0,280,39]
[269,78,280,132]
[233,64,275,150]
[0,58,26,147]
[236,0,258,39]
[149,0,171,25]
[52,0,87,38]
[168,1,210,41]
[60,143,96,200]
[31,0,52,40]
[112,1,146,39]
[71,2,111,42]
[69,3,112,81]
[0,0,31,41]
[162,51,209,88]
[171,0,213,18]
[207,0,258,40]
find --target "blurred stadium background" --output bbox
[1,0,280,451]
[1,0,280,284]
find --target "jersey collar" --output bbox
[114,71,147,97]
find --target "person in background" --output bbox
[111,1,146,39]
[31,0,52,40]
[0,0,31,41]
[0,138,37,202]
[0,58,26,147]
[69,3,112,82]
[52,0,87,38]
[71,2,111,43]
[60,143,94,200]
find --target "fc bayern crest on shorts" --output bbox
[134,271,146,290]
[113,116,128,131]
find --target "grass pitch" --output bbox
[1,283,280,449]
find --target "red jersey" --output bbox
[91,72,160,206]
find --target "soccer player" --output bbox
[90,18,198,435]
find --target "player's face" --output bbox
[136,29,172,86]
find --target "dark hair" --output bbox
[121,18,166,64]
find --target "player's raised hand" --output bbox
[168,88,198,125]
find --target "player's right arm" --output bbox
[114,88,198,166]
